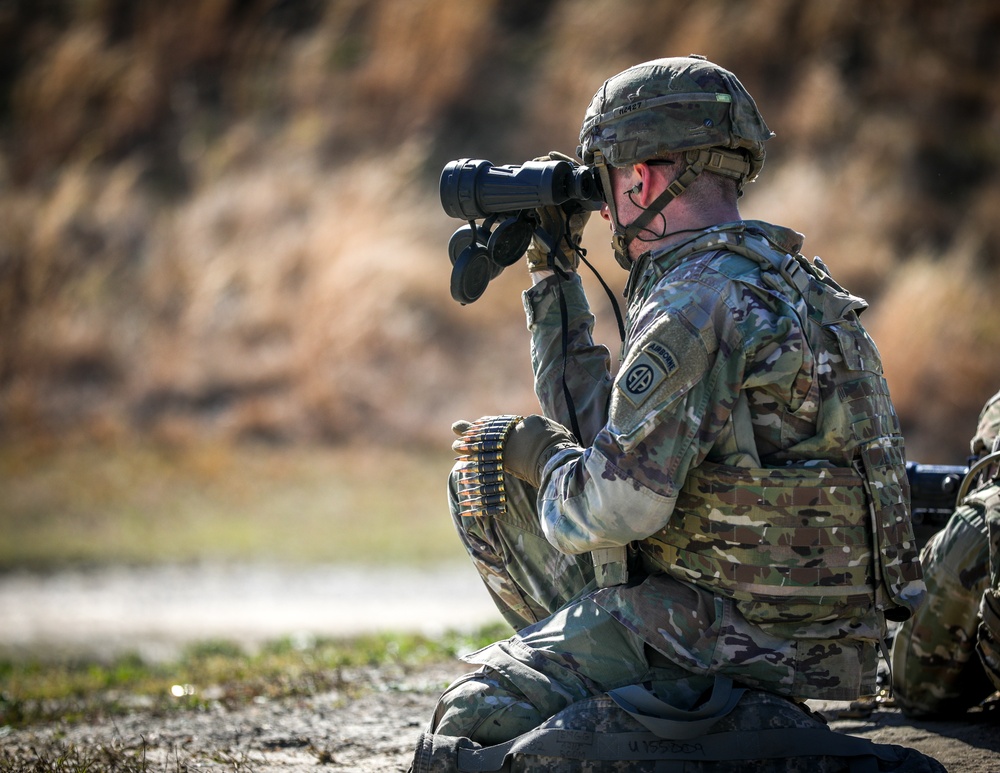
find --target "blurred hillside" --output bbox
[1,0,999,463]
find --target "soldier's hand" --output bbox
[451,419,473,436]
[502,415,578,489]
[450,419,473,451]
[525,152,591,274]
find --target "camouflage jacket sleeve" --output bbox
[522,274,613,446]
[528,266,754,554]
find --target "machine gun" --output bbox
[905,460,969,548]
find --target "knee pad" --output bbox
[431,667,544,745]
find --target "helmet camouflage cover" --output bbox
[578,55,774,184]
[972,389,1000,457]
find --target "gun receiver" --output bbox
[905,461,968,547]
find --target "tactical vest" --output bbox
[634,226,925,625]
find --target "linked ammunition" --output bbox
[454,414,522,519]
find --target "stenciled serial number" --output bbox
[628,739,706,756]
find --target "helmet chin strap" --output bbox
[594,150,706,270]
[593,148,749,270]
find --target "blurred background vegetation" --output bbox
[1,0,999,568]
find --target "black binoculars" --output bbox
[439,158,604,304]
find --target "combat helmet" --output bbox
[971,389,1000,457]
[578,55,773,268]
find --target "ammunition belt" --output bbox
[454,415,522,518]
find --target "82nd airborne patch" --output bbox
[618,340,679,407]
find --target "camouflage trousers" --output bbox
[431,469,752,744]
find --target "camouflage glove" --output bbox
[502,415,578,489]
[525,151,591,274]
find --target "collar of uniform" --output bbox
[741,220,805,255]
[646,220,805,272]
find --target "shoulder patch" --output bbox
[619,342,680,407]
[609,313,712,450]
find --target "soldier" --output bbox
[891,390,1000,717]
[415,56,926,766]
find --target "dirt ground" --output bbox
[3,566,999,770]
[0,662,457,772]
[3,661,999,772]
[810,695,1000,773]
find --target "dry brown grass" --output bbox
[867,246,1000,462]
[1,0,999,463]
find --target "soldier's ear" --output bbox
[632,163,655,207]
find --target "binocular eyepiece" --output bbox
[438,158,603,304]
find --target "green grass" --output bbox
[0,439,507,768]
[0,623,508,731]
[0,439,464,569]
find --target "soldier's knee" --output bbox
[431,667,544,745]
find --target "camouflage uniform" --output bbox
[891,390,1000,716]
[433,219,923,743]
[425,57,924,749]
